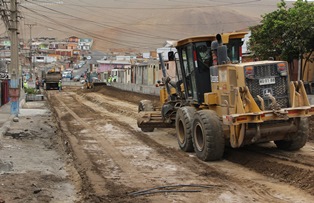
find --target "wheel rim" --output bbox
[194,122,204,151]
[177,119,185,144]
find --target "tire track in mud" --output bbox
[48,93,113,201]
[67,90,314,202]
[77,90,314,198]
[49,92,228,203]
[58,92,280,202]
[244,144,314,167]
[49,92,155,203]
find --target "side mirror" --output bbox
[168,51,175,61]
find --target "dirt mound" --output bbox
[78,86,160,106]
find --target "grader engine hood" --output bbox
[244,62,289,110]
[209,61,314,114]
[208,61,314,124]
[208,61,314,148]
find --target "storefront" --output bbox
[0,73,9,107]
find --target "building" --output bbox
[78,38,93,51]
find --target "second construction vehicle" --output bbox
[137,32,314,161]
[43,68,62,90]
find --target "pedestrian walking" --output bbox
[23,80,28,89]
[35,77,40,90]
[108,76,112,84]
[58,80,62,92]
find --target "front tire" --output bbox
[274,118,308,151]
[138,100,154,132]
[192,110,224,161]
[175,106,196,152]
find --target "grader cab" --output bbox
[137,32,314,161]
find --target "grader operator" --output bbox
[137,32,314,161]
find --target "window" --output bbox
[195,42,212,67]
[186,45,198,100]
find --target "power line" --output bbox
[24,22,36,69]
[23,0,168,40]
[25,0,268,10]
[18,0,263,50]
[0,0,11,30]
[20,5,160,48]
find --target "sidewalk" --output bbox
[0,102,12,137]
[0,88,77,202]
[0,88,26,137]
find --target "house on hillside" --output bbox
[55,49,72,57]
[0,50,11,62]
[67,42,80,58]
[32,55,57,64]
[31,41,42,50]
[57,42,68,49]
[68,36,79,43]
[0,37,11,62]
[67,42,78,50]
[78,38,93,51]
[0,37,11,50]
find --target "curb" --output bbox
[0,116,13,138]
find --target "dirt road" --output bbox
[43,86,314,203]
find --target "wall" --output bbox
[111,82,161,96]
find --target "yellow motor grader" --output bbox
[137,32,314,161]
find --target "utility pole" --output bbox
[25,23,36,73]
[8,0,20,116]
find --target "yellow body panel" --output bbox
[204,93,218,105]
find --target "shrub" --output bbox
[24,87,39,94]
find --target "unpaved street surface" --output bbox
[44,86,314,203]
[1,86,313,203]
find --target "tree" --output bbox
[248,0,314,79]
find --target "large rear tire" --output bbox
[138,100,154,132]
[192,110,225,161]
[175,106,196,152]
[274,118,308,151]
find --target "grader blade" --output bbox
[137,111,174,129]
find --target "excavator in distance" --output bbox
[137,32,314,161]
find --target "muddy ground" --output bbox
[0,85,313,203]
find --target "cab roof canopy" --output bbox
[175,31,248,47]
